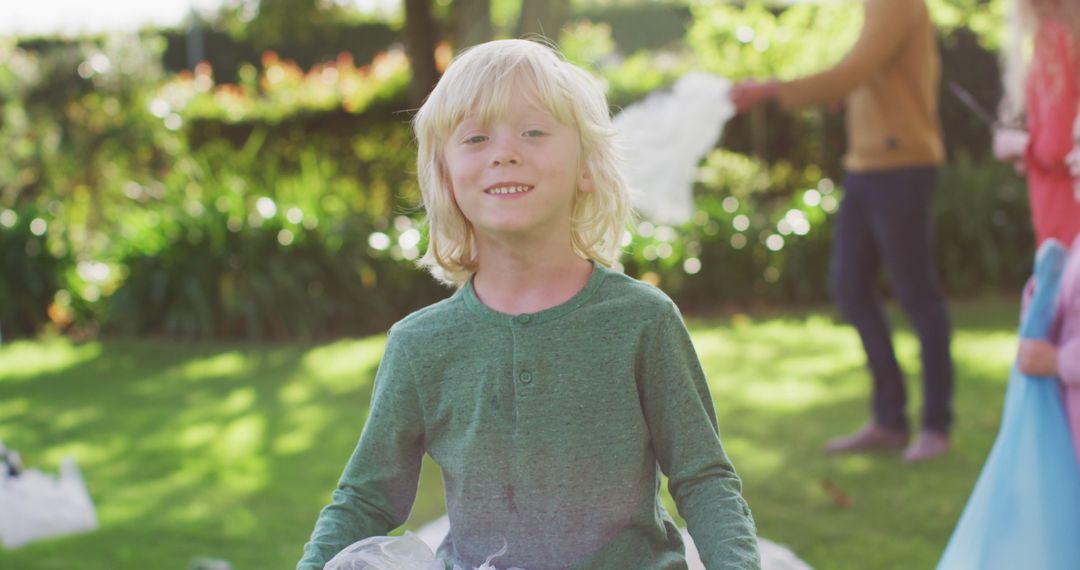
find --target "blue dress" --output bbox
[938,240,1080,569]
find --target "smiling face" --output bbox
[413,39,631,286]
[442,84,592,245]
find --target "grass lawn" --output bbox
[0,296,1022,569]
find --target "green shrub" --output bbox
[0,207,68,338]
[105,136,445,340]
[2,3,1036,340]
[622,152,1032,312]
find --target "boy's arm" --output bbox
[297,331,426,569]
[638,302,761,569]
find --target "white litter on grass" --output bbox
[0,455,99,549]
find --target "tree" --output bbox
[404,0,441,106]
[454,0,493,49]
[516,0,569,40]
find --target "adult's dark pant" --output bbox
[831,166,954,433]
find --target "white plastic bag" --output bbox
[0,456,99,549]
[613,72,734,225]
[325,530,524,570]
[324,532,444,570]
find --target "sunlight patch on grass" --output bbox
[691,317,870,408]
[723,436,785,474]
[737,377,849,412]
[103,459,230,525]
[0,338,101,382]
[0,397,30,423]
[212,413,269,494]
[54,406,104,431]
[221,387,257,415]
[221,507,259,536]
[99,490,157,526]
[171,497,216,523]
[42,440,121,470]
[831,454,877,475]
[178,422,219,449]
[274,404,331,456]
[953,331,1017,380]
[178,352,250,381]
[764,350,863,380]
[279,379,314,405]
[301,337,385,393]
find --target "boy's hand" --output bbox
[730,79,780,113]
[1017,339,1059,377]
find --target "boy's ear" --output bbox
[578,166,595,193]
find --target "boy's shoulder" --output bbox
[596,265,681,316]
[388,289,469,337]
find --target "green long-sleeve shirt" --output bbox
[298,263,760,569]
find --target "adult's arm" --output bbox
[776,0,919,109]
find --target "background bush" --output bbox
[0,0,1031,340]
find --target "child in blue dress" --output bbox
[297,39,760,570]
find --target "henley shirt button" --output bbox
[516,314,531,324]
[519,372,532,384]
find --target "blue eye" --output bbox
[464,135,488,144]
[524,129,547,137]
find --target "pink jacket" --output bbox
[1025,19,1080,247]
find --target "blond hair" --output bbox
[412,38,632,287]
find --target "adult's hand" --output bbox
[729,79,780,113]
[992,128,1029,162]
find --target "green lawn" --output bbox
[0,296,1021,569]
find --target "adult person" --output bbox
[730,0,955,462]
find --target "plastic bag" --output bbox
[0,454,99,549]
[325,531,524,570]
[324,532,444,570]
[614,72,734,225]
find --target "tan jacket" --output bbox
[776,0,944,171]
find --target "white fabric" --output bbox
[613,72,735,225]
[413,515,812,570]
[324,532,444,570]
[0,457,99,549]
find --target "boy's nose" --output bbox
[491,155,519,166]
[490,143,521,166]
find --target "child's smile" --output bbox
[483,182,534,196]
[443,86,591,242]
